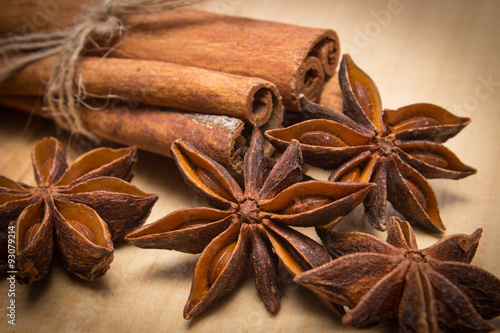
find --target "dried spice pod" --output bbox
[384,103,471,142]
[266,118,375,169]
[126,127,374,319]
[386,155,444,233]
[0,137,157,284]
[184,221,251,318]
[266,54,476,232]
[14,200,54,283]
[61,177,158,240]
[296,217,500,333]
[51,199,113,281]
[123,208,233,253]
[259,181,374,227]
[394,140,476,179]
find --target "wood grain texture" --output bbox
[1,0,499,332]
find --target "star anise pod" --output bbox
[295,216,500,332]
[0,137,158,284]
[126,127,374,319]
[265,54,476,233]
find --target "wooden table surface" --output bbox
[1,0,499,332]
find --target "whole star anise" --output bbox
[295,217,500,332]
[126,127,374,319]
[0,137,158,284]
[265,54,476,233]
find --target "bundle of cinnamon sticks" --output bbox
[0,2,341,172]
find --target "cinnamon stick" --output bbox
[0,96,248,172]
[0,56,283,128]
[111,8,340,111]
[0,5,340,111]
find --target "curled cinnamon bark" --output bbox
[0,6,339,112]
[0,56,283,128]
[114,9,340,111]
[0,96,248,172]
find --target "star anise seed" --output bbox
[265,54,476,233]
[0,137,158,284]
[295,216,500,333]
[126,127,375,319]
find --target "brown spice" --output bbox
[0,96,249,173]
[0,137,157,284]
[107,8,340,111]
[0,56,283,128]
[265,54,476,233]
[126,127,375,319]
[295,217,500,332]
[0,6,339,111]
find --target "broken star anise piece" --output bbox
[265,54,476,233]
[126,127,374,319]
[295,216,500,333]
[0,137,158,284]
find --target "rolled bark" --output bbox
[112,8,340,111]
[0,4,340,111]
[0,96,248,172]
[0,56,283,128]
